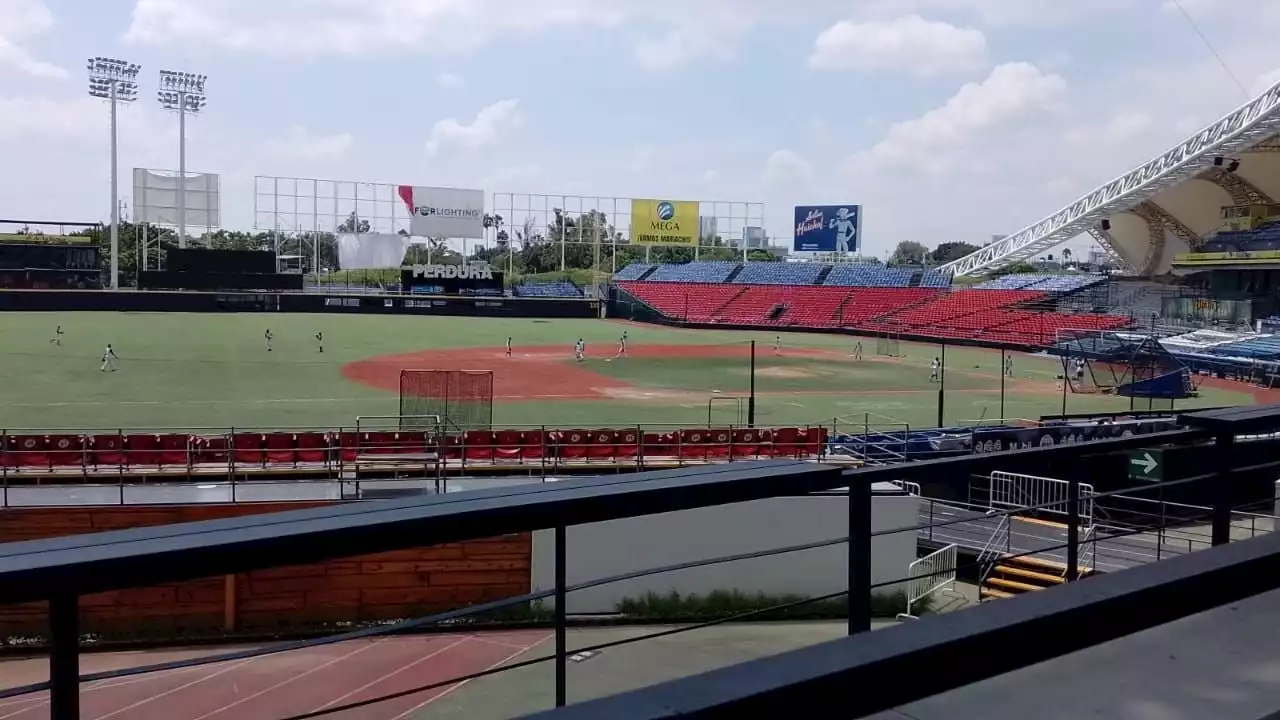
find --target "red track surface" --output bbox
[0,631,549,720]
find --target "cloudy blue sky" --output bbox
[1,0,1278,258]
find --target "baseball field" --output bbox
[0,312,1254,434]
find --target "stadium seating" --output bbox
[823,264,915,287]
[733,262,824,285]
[1208,334,1280,360]
[613,263,655,281]
[0,425,830,475]
[513,281,583,298]
[615,261,1133,345]
[1203,221,1280,253]
[646,262,739,283]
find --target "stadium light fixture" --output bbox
[157,69,208,248]
[87,57,140,291]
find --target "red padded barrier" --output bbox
[336,432,359,462]
[731,428,760,458]
[771,427,799,458]
[642,432,673,459]
[7,435,46,468]
[439,433,462,460]
[679,429,710,460]
[706,429,733,459]
[616,429,640,459]
[520,430,548,460]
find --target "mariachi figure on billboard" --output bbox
[793,205,862,253]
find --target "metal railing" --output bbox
[5,415,1280,719]
[989,470,1095,527]
[897,543,957,620]
[976,514,1011,597]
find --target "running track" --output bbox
[0,631,550,720]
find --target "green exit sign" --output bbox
[1127,449,1163,481]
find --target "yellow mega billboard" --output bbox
[630,199,698,246]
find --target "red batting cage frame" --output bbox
[399,370,494,432]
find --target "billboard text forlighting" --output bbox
[397,185,485,239]
[793,205,862,252]
[630,198,698,245]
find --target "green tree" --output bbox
[890,241,928,266]
[336,211,370,234]
[929,241,980,264]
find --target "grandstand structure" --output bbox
[612,261,1129,347]
[940,79,1280,278]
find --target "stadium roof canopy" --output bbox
[940,80,1280,278]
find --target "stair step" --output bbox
[980,587,1015,600]
[985,577,1042,593]
[1005,555,1093,576]
[995,565,1064,585]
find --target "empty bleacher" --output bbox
[1209,335,1280,360]
[613,262,1134,346]
[513,281,583,298]
[613,263,656,281]
[733,262,825,285]
[647,262,739,283]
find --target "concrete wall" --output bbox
[531,494,917,614]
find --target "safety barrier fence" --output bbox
[0,424,831,478]
[1,411,1277,720]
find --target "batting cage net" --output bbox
[1054,330,1196,400]
[399,370,495,431]
[876,332,903,358]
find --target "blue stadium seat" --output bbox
[734,263,824,285]
[513,282,583,298]
[614,263,655,281]
[646,262,739,283]
[822,264,914,288]
[974,274,1105,292]
[1210,335,1280,360]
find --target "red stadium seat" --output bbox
[295,432,329,464]
[9,435,48,468]
[520,430,548,460]
[586,430,617,461]
[158,434,191,467]
[616,429,640,459]
[494,430,524,460]
[124,434,161,467]
[705,429,733,458]
[232,433,265,465]
[46,435,84,468]
[364,432,399,454]
[771,427,800,458]
[193,435,230,465]
[439,433,462,461]
[679,429,711,460]
[336,432,359,462]
[463,430,495,462]
[264,433,297,465]
[731,428,761,459]
[641,432,674,459]
[88,434,125,468]
[394,431,429,455]
[556,430,590,460]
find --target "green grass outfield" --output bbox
[0,312,1253,433]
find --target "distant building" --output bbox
[743,226,766,249]
[699,216,718,243]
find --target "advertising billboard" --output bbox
[397,185,485,239]
[630,199,698,245]
[793,205,862,252]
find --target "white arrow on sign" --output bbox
[1130,452,1158,474]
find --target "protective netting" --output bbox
[876,333,903,358]
[1055,330,1195,399]
[399,370,494,431]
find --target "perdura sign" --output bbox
[630,198,698,246]
[408,264,494,280]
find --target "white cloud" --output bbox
[810,15,987,77]
[436,72,466,90]
[265,126,354,162]
[851,62,1067,176]
[0,0,65,78]
[866,0,1136,26]
[426,99,523,156]
[761,149,814,189]
[1253,67,1280,97]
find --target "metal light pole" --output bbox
[87,57,140,290]
[157,70,207,248]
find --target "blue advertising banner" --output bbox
[793,205,861,252]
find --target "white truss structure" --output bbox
[940,80,1280,277]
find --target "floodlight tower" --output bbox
[157,70,207,248]
[87,57,140,290]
